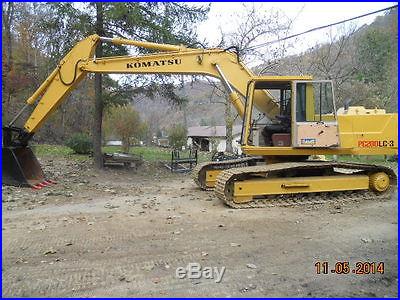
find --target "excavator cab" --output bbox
[242,78,339,149]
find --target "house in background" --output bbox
[105,140,123,146]
[187,125,242,153]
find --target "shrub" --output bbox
[66,133,92,154]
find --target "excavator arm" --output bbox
[14,34,279,137]
[3,34,279,187]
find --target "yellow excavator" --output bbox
[3,34,397,208]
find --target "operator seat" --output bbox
[262,115,291,146]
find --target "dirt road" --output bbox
[2,157,398,297]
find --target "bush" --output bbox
[66,133,92,154]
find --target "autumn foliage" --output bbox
[103,105,146,152]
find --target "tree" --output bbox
[2,3,45,127]
[357,28,392,83]
[168,124,187,149]
[104,105,143,153]
[2,2,14,124]
[354,26,395,110]
[261,8,397,112]
[35,2,209,166]
[93,2,105,168]
[205,3,293,152]
[217,3,292,64]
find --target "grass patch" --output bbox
[326,154,398,169]
[32,144,88,161]
[103,145,212,162]
[33,144,212,163]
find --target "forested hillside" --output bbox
[257,7,398,112]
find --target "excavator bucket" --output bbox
[2,146,45,187]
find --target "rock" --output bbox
[201,251,208,256]
[246,263,257,269]
[118,275,130,282]
[141,264,154,271]
[43,248,57,255]
[104,203,119,209]
[240,283,257,293]
[230,242,241,247]
[361,238,373,243]
[218,224,225,227]
[153,278,160,284]
[35,224,47,231]
[15,257,27,264]
[87,222,94,226]
[65,241,73,246]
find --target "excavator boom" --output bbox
[15,34,282,136]
[3,34,282,186]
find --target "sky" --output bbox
[107,2,396,82]
[195,2,396,56]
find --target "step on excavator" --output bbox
[3,34,398,207]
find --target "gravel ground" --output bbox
[2,157,398,297]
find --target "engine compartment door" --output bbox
[292,80,340,148]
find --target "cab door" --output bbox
[292,80,339,148]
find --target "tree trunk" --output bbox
[2,2,14,125]
[92,2,104,168]
[225,101,233,153]
[122,136,130,153]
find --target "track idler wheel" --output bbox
[369,172,390,192]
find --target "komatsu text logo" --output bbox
[127,58,182,69]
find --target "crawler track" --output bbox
[215,161,396,208]
[192,156,262,190]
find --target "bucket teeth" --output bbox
[32,184,43,190]
[31,180,56,190]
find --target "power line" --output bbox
[247,4,398,51]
